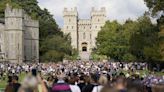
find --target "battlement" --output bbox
[64,7,77,12]
[91,7,106,16]
[92,7,105,11]
[78,19,91,25]
[24,14,32,21]
[5,4,23,18]
[63,7,78,16]
[24,20,39,28]
[23,13,39,28]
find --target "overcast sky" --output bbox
[38,0,148,27]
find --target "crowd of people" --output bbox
[0,61,164,92]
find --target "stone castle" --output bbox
[0,4,39,63]
[62,7,106,60]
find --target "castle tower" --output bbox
[24,14,39,62]
[63,7,106,61]
[91,7,106,47]
[4,4,24,63]
[63,7,78,49]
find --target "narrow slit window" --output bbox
[83,32,86,39]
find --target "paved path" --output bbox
[79,52,90,61]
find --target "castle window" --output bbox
[69,19,71,22]
[95,26,97,28]
[0,45,1,52]
[98,19,100,22]
[34,45,36,51]
[72,26,74,29]
[90,34,91,39]
[83,32,86,39]
[67,26,68,29]
[11,21,13,25]
[84,27,85,29]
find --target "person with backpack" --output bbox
[52,72,72,92]
[12,75,21,92]
[77,75,86,91]
[92,75,108,92]
[82,73,100,92]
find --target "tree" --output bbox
[96,21,135,61]
[40,35,72,61]
[144,0,164,16]
[144,0,164,62]
[129,15,161,62]
[40,34,72,62]
[96,15,161,62]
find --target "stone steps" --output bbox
[79,52,90,61]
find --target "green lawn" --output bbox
[0,72,26,89]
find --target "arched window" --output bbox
[82,46,87,52]
[81,42,87,52]
[0,45,1,52]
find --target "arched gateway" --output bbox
[81,42,87,52]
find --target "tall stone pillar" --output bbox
[4,4,24,63]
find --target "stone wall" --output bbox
[78,19,92,52]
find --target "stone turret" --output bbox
[63,7,78,49]
[24,13,39,62]
[91,7,106,47]
[1,4,39,63]
[5,4,24,63]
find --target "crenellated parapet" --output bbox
[24,20,39,28]
[91,7,106,17]
[5,4,23,18]
[63,7,78,17]
[23,13,39,28]
[78,19,91,25]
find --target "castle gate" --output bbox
[81,42,87,52]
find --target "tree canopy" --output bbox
[144,0,164,16]
[96,15,162,62]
